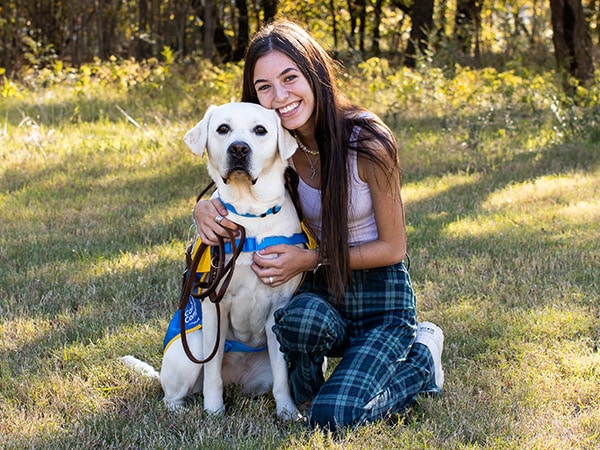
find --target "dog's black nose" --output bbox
[228,141,250,160]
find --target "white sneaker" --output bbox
[415,321,444,390]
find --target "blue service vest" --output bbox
[163,231,309,354]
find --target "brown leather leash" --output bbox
[178,225,246,364]
[177,180,246,364]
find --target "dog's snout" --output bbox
[228,141,250,160]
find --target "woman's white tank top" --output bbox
[295,124,378,246]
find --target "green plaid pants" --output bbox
[272,262,437,430]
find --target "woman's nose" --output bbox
[274,83,289,102]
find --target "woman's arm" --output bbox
[349,144,407,270]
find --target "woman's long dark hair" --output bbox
[241,20,400,303]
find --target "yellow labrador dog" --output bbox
[160,102,303,420]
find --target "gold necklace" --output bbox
[303,151,319,179]
[292,131,319,179]
[292,131,319,156]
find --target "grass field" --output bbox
[1,60,599,449]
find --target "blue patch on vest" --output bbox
[163,290,268,354]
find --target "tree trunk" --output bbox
[136,0,148,60]
[94,0,105,59]
[176,2,189,56]
[203,0,216,60]
[262,0,277,24]
[1,1,16,74]
[358,0,366,53]
[372,0,382,55]
[233,0,249,61]
[549,0,594,85]
[404,0,434,67]
[454,0,483,57]
[330,0,339,49]
[437,0,448,41]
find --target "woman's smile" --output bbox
[278,101,300,115]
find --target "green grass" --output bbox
[1,60,599,449]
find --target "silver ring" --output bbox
[268,276,274,285]
[214,214,224,224]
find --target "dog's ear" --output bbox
[277,122,299,162]
[184,105,216,156]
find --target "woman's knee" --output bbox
[309,392,360,431]
[272,293,345,357]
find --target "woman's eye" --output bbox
[254,126,267,136]
[256,84,270,92]
[216,124,230,134]
[285,75,297,82]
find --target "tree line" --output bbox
[0,0,597,85]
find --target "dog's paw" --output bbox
[277,405,302,422]
[203,405,226,416]
[164,400,189,414]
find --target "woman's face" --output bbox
[252,50,316,133]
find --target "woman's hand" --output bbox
[193,198,239,245]
[252,244,318,287]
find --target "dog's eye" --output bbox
[216,124,230,134]
[254,126,267,136]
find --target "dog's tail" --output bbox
[120,355,160,379]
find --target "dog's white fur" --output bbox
[150,102,301,419]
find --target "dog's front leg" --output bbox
[201,301,228,415]
[266,314,301,420]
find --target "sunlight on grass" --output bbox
[0,317,53,352]
[513,304,597,342]
[443,171,600,240]
[99,242,184,275]
[484,171,600,212]
[404,173,480,204]
[502,334,600,448]
[0,315,166,442]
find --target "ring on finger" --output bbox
[268,276,274,285]
[214,214,224,225]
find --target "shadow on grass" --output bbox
[4,369,302,449]
[383,105,600,183]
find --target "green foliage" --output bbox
[1,59,599,449]
[1,72,20,98]
[22,35,58,69]
[161,46,175,68]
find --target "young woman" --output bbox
[193,20,444,430]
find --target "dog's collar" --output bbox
[221,200,281,218]
[221,232,308,254]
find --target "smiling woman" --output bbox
[193,19,445,431]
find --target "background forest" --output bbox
[1,1,600,449]
[1,0,598,84]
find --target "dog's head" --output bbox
[184,103,297,201]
